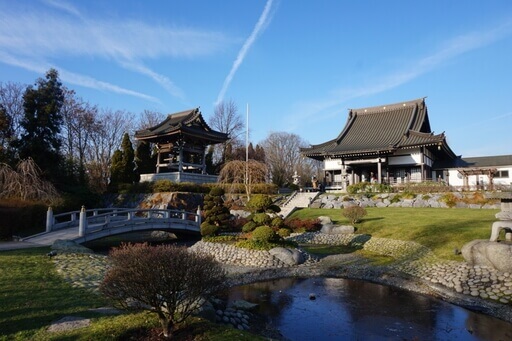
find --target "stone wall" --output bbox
[310,193,500,209]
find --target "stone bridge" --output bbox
[22,207,201,246]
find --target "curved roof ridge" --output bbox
[350,97,426,115]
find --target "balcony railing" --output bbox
[139,172,219,184]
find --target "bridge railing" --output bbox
[46,206,202,237]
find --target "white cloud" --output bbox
[0,50,160,103]
[0,1,229,101]
[286,18,512,131]
[215,0,276,105]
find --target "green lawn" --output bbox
[289,207,499,260]
[0,247,264,340]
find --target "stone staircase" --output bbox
[279,191,320,218]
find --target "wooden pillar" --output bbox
[377,159,382,184]
[178,146,184,173]
[156,148,162,174]
[420,147,425,181]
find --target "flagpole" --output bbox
[245,103,249,186]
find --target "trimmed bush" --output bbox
[251,225,278,243]
[271,216,285,228]
[202,187,230,233]
[284,218,321,233]
[347,182,392,194]
[253,213,271,226]
[277,227,292,237]
[242,221,257,233]
[246,194,273,213]
[342,206,367,224]
[200,222,219,237]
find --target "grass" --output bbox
[0,247,105,340]
[289,207,499,261]
[0,247,265,340]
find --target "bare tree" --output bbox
[218,159,267,199]
[60,88,98,182]
[0,82,25,161]
[261,131,320,187]
[100,243,226,339]
[208,100,244,165]
[138,109,166,130]
[0,158,61,205]
[87,109,134,192]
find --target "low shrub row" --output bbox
[113,180,279,195]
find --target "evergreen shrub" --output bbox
[242,221,257,233]
[246,194,273,213]
[251,226,277,243]
[277,228,292,237]
[253,213,271,226]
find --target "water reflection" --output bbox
[223,277,512,340]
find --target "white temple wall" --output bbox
[388,151,422,165]
[446,167,512,188]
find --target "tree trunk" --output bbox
[159,316,174,339]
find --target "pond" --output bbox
[223,277,512,340]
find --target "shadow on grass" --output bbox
[302,234,373,257]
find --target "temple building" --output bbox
[300,98,458,190]
[134,108,228,183]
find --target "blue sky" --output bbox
[1,0,511,157]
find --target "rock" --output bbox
[230,210,251,219]
[462,239,512,272]
[150,231,176,240]
[194,300,217,322]
[231,300,259,311]
[309,202,323,209]
[47,316,91,332]
[321,225,355,234]
[269,247,304,266]
[317,216,333,226]
[52,239,94,254]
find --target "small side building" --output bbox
[134,108,228,183]
[445,155,512,191]
[300,98,458,190]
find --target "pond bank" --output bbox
[50,233,512,326]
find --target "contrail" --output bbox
[215,0,275,105]
[42,0,187,101]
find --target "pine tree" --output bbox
[135,141,154,174]
[17,69,64,182]
[120,133,137,183]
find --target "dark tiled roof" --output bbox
[301,98,455,158]
[459,155,512,168]
[135,108,229,144]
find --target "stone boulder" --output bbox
[230,210,251,219]
[317,216,333,226]
[52,239,94,254]
[231,299,259,311]
[269,247,304,266]
[321,225,355,234]
[461,239,512,272]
